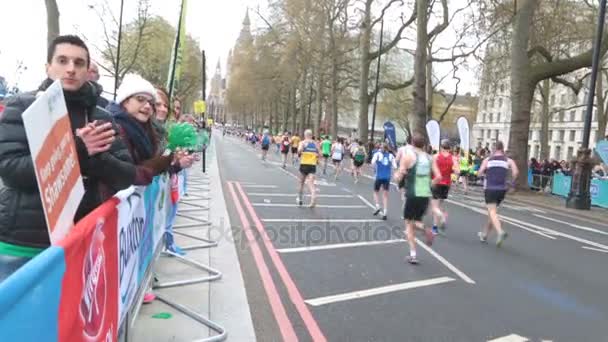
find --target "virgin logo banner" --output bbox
[0,173,182,341]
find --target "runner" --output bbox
[280,134,291,168]
[395,136,414,202]
[348,139,360,176]
[274,134,282,154]
[394,132,441,264]
[297,129,320,208]
[371,143,397,220]
[430,139,455,235]
[331,137,345,181]
[458,148,471,194]
[476,141,519,247]
[321,136,332,175]
[260,130,272,161]
[290,132,301,165]
[352,141,367,183]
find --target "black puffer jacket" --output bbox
[0,79,137,248]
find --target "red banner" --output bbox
[58,198,120,342]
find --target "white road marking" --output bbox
[534,214,608,236]
[582,246,608,253]
[242,185,278,188]
[247,193,353,198]
[358,194,476,284]
[487,334,529,342]
[304,276,455,307]
[252,203,366,208]
[262,219,384,223]
[448,199,608,250]
[357,195,378,209]
[277,240,403,253]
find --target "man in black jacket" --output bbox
[0,35,137,280]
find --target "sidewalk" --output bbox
[131,134,256,341]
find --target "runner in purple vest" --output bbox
[477,141,519,247]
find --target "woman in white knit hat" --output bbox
[106,74,175,184]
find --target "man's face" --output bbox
[88,64,100,82]
[46,43,89,92]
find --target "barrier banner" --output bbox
[383,121,397,151]
[0,172,183,341]
[425,120,440,152]
[552,173,608,208]
[552,172,572,197]
[596,140,608,164]
[457,116,470,153]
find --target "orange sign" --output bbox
[22,80,84,243]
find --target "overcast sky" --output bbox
[0,0,479,96]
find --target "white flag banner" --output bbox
[457,116,470,153]
[425,120,440,152]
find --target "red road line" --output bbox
[226,181,299,342]
[235,182,328,342]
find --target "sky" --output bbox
[0,0,479,97]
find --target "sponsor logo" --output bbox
[79,218,107,339]
[590,183,599,197]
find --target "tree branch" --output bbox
[428,0,449,39]
[369,7,417,60]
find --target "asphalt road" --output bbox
[216,131,608,342]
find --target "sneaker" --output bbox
[432,226,439,235]
[424,228,434,246]
[382,214,387,220]
[309,199,317,208]
[439,213,447,231]
[478,232,488,243]
[296,196,303,206]
[496,231,508,247]
[143,292,156,304]
[406,255,419,264]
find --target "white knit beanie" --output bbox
[116,74,157,104]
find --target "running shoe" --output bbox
[432,226,439,235]
[424,228,434,246]
[496,231,508,247]
[143,292,156,304]
[309,199,317,208]
[406,255,419,264]
[296,196,303,206]
[478,232,488,243]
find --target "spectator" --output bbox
[87,62,109,108]
[0,35,136,280]
[106,74,177,185]
[593,164,606,179]
[540,159,553,190]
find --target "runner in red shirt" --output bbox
[431,139,454,234]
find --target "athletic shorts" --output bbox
[460,170,469,177]
[332,158,342,163]
[291,147,298,154]
[353,160,364,168]
[300,164,316,176]
[281,149,289,154]
[323,153,330,159]
[374,179,390,191]
[398,176,406,189]
[484,189,507,206]
[403,197,430,221]
[432,185,450,200]
[261,144,270,151]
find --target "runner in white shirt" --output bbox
[331,138,345,181]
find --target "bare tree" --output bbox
[45,0,60,49]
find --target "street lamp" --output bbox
[566,0,607,209]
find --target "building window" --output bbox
[560,93,566,105]
[489,113,493,122]
[483,113,487,122]
[487,130,491,138]
[560,110,565,122]
[534,145,540,158]
[569,130,575,141]
[567,147,574,160]
[529,130,533,140]
[500,84,505,93]
[483,99,488,110]
[550,94,556,105]
[497,113,501,122]
[570,110,575,122]
[495,129,500,140]
[480,129,484,139]
[490,99,495,108]
[554,145,562,160]
[559,130,565,141]
[549,130,553,141]
[498,98,503,108]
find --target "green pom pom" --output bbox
[167,123,200,151]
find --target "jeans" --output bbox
[0,255,31,283]
[164,203,179,250]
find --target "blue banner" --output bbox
[383,121,397,150]
[596,140,608,164]
[552,172,572,197]
[552,173,608,208]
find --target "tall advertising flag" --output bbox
[425,120,440,152]
[596,140,608,164]
[383,121,397,150]
[457,116,470,153]
[167,0,188,101]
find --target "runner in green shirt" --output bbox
[321,136,332,175]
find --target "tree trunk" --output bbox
[315,73,324,136]
[306,81,314,130]
[540,79,550,160]
[330,25,339,139]
[411,0,428,136]
[357,0,372,143]
[426,44,433,121]
[596,73,607,142]
[299,72,308,135]
[291,86,298,134]
[45,0,60,49]
[509,0,536,187]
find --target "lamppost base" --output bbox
[565,193,591,210]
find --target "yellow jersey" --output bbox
[291,136,301,148]
[300,141,319,165]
